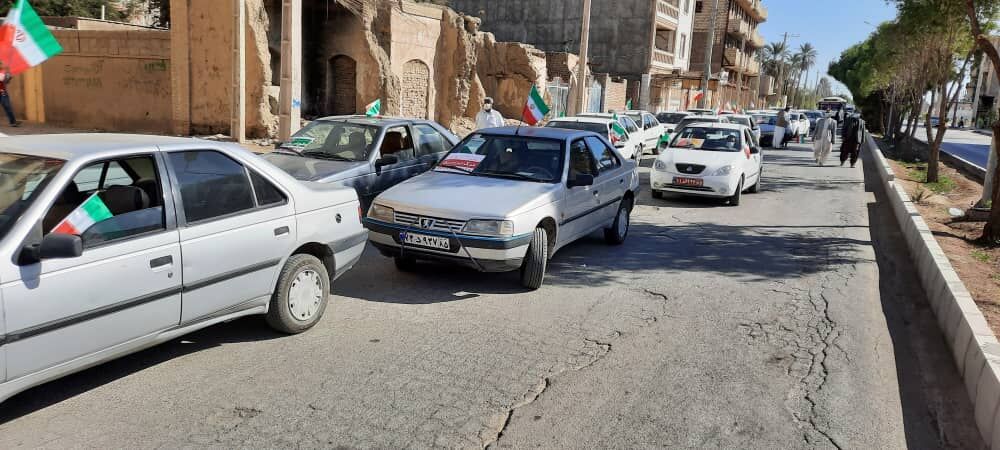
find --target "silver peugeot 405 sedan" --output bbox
[0,134,367,404]
[365,126,640,289]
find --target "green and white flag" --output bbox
[51,192,112,235]
[611,112,628,139]
[365,99,381,117]
[0,0,63,74]
[625,99,633,110]
[521,85,549,125]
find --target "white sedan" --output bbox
[649,123,763,206]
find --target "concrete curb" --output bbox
[940,151,987,183]
[865,134,1000,448]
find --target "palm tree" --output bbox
[793,43,817,107]
[763,41,792,99]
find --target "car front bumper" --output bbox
[364,218,532,272]
[649,169,740,198]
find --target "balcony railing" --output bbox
[653,49,676,68]
[656,0,680,24]
[749,30,765,49]
[727,18,750,39]
[734,0,767,22]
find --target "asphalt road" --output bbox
[919,127,991,169]
[0,141,985,449]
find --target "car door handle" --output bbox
[149,255,173,269]
[274,226,290,236]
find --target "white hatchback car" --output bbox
[650,123,763,206]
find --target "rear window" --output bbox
[678,117,719,129]
[657,113,688,124]
[546,121,609,135]
[729,117,751,127]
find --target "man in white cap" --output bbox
[476,97,505,130]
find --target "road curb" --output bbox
[865,135,1000,448]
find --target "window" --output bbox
[569,139,598,180]
[584,136,621,173]
[412,123,451,156]
[169,150,255,223]
[45,155,166,247]
[437,134,564,183]
[282,120,377,162]
[379,126,416,162]
[684,0,690,13]
[695,0,703,13]
[249,170,286,207]
[680,34,687,59]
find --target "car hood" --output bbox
[374,170,560,219]
[262,152,368,182]
[661,148,746,169]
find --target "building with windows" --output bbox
[447,0,700,112]
[690,0,767,109]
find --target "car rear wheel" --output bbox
[728,177,744,206]
[519,228,548,290]
[604,199,631,245]
[267,254,330,334]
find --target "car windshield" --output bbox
[546,121,609,136]
[435,134,565,183]
[0,153,65,241]
[729,117,751,127]
[677,117,719,129]
[279,121,379,162]
[753,115,778,125]
[670,128,743,152]
[657,113,688,124]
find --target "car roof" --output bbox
[0,133,208,160]
[727,114,752,119]
[312,115,424,127]
[476,126,599,140]
[621,110,649,115]
[683,122,747,131]
[682,114,724,120]
[550,116,614,124]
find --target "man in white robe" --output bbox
[813,113,836,166]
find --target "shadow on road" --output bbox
[0,316,283,424]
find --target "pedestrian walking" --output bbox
[840,113,865,168]
[959,118,966,128]
[774,107,790,149]
[475,97,504,129]
[813,112,836,166]
[0,65,19,127]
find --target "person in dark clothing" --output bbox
[840,114,865,168]
[0,67,18,127]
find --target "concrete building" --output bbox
[447,0,699,112]
[970,37,1000,128]
[690,0,766,110]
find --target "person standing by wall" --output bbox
[475,97,504,130]
[0,65,18,128]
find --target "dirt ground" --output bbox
[887,158,1000,335]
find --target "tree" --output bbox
[965,0,1000,243]
[793,43,817,107]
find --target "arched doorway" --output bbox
[329,55,357,115]
[400,59,430,119]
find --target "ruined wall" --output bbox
[390,3,441,120]
[600,75,628,112]
[475,33,548,120]
[449,0,654,77]
[433,8,484,128]
[39,29,172,132]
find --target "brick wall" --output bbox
[546,52,576,82]
[600,74,628,111]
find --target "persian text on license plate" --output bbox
[674,177,704,187]
[401,232,450,250]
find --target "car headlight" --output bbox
[654,160,669,172]
[711,164,737,176]
[368,203,395,223]
[462,219,514,237]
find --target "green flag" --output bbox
[611,112,628,139]
[625,99,633,110]
[365,99,381,117]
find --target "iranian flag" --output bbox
[364,99,380,117]
[0,0,62,75]
[51,193,113,235]
[610,112,628,143]
[692,89,705,103]
[521,85,549,125]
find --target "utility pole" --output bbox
[278,0,303,140]
[231,0,246,143]
[698,0,721,109]
[776,32,797,107]
[575,0,592,115]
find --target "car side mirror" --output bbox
[20,233,83,264]
[568,174,595,188]
[374,154,398,174]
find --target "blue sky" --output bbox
[757,0,898,95]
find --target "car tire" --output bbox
[519,228,548,290]
[651,189,663,199]
[604,199,631,245]
[728,177,744,206]
[394,256,418,272]
[266,254,330,334]
[748,170,761,193]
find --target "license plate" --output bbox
[401,232,450,250]
[674,177,704,187]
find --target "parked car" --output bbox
[656,111,690,153]
[578,113,647,157]
[365,126,640,289]
[621,110,666,152]
[650,123,763,206]
[264,115,460,210]
[546,116,641,159]
[752,113,778,147]
[725,114,760,145]
[685,108,716,116]
[674,114,730,134]
[0,134,367,404]
[803,110,824,131]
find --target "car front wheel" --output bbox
[604,199,631,245]
[748,169,761,193]
[520,228,548,290]
[728,177,744,206]
[267,254,330,334]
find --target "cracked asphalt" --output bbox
[0,141,987,449]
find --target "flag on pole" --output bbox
[521,85,549,125]
[0,0,62,75]
[692,89,705,103]
[625,98,633,110]
[610,112,628,143]
[51,193,113,235]
[364,99,381,117]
